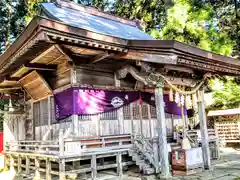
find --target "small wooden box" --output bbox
[172,147,204,173]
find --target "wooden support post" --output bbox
[25,155,30,174]
[46,159,52,180]
[198,90,211,169]
[118,108,124,134]
[147,105,152,138]
[115,73,124,134]
[17,155,22,173]
[130,103,134,137]
[152,139,160,173]
[91,154,97,180]
[59,129,64,156]
[154,83,171,178]
[72,115,79,136]
[59,129,66,180]
[139,104,143,136]
[35,157,41,179]
[48,96,52,140]
[117,152,123,177]
[71,65,79,137]
[214,121,220,159]
[9,155,14,172]
[59,159,66,180]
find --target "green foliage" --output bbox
[25,0,46,23]
[209,0,240,58]
[0,0,27,53]
[151,0,234,56]
[113,0,167,32]
[208,78,240,109]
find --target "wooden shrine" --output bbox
[0,0,240,179]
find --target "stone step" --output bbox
[143,167,155,175]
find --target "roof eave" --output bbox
[0,17,42,69]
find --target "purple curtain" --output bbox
[54,88,187,120]
[54,88,74,120]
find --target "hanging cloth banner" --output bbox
[54,88,187,120]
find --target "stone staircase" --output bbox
[128,135,160,175]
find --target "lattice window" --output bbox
[132,102,140,120]
[123,104,131,120]
[33,102,40,127]
[141,103,149,119]
[150,105,157,118]
[100,110,117,120]
[40,99,48,126]
[78,115,91,121]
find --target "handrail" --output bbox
[5,133,133,156]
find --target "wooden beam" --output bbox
[55,44,73,62]
[117,51,178,64]
[11,65,30,78]
[164,65,194,74]
[26,63,57,71]
[31,46,56,63]
[90,52,113,64]
[164,76,197,87]
[0,76,20,83]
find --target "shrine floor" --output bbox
[4,148,240,180]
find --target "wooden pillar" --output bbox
[214,121,220,159]
[139,104,143,136]
[46,159,52,180]
[17,155,22,173]
[71,65,79,137]
[152,139,160,173]
[117,152,123,177]
[59,159,66,180]
[72,115,79,136]
[147,105,152,138]
[91,154,97,180]
[35,157,41,179]
[154,83,171,178]
[25,156,30,174]
[197,90,211,169]
[115,73,124,134]
[48,96,52,140]
[9,155,15,172]
[130,103,134,136]
[59,129,66,180]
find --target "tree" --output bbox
[150,0,234,56]
[208,77,240,109]
[113,0,167,32]
[24,0,46,23]
[205,0,239,58]
[0,0,27,53]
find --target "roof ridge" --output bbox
[52,0,141,28]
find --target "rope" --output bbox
[149,72,212,95]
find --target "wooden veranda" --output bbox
[1,0,240,179]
